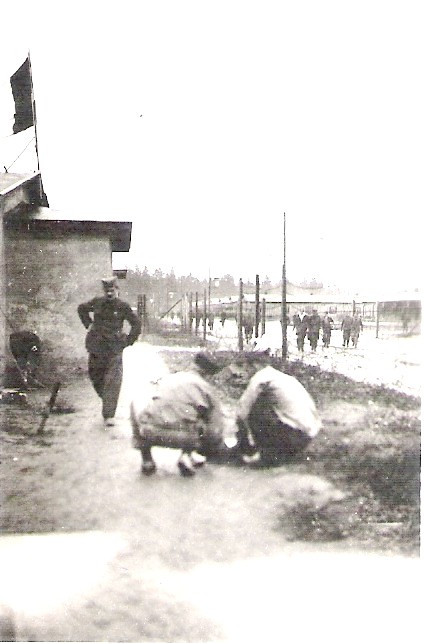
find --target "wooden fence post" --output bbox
[376,301,380,338]
[137,295,147,334]
[195,292,199,335]
[261,298,266,336]
[180,293,186,330]
[203,289,207,341]
[238,279,244,351]
[255,274,260,338]
[144,295,148,331]
[188,292,193,333]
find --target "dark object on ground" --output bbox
[38,381,61,433]
[50,403,76,414]
[194,352,221,375]
[9,331,42,387]
[0,388,28,406]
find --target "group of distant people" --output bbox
[191,305,365,353]
[292,309,363,352]
[192,310,225,333]
[197,308,255,342]
[341,312,363,348]
[292,309,323,352]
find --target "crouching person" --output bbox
[131,352,227,477]
[235,365,322,466]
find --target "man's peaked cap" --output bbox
[101,276,118,288]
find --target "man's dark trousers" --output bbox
[88,352,123,420]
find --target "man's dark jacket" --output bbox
[78,296,141,355]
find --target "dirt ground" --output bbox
[0,330,421,642]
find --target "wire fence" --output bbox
[138,288,421,344]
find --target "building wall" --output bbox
[0,201,6,383]
[5,230,113,371]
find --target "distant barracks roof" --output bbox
[220,282,420,306]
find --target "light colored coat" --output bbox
[236,366,322,438]
[131,371,225,450]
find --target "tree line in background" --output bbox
[118,266,277,314]
[117,266,420,336]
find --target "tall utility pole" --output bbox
[281,213,288,361]
[28,52,48,206]
[203,289,207,341]
[208,269,211,318]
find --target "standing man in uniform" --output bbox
[78,276,141,427]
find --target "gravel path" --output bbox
[0,338,420,641]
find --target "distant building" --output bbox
[210,281,421,330]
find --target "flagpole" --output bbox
[27,51,40,174]
[28,51,48,205]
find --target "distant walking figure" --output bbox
[293,309,309,352]
[321,311,334,348]
[307,309,321,352]
[243,311,254,343]
[195,309,202,334]
[341,313,353,347]
[350,311,363,348]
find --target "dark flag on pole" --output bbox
[10,57,34,134]
[8,55,49,206]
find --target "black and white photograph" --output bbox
[0,1,422,641]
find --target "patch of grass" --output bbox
[282,501,351,542]
[156,344,421,554]
[307,409,420,554]
[154,338,420,410]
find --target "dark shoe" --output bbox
[141,461,156,476]
[178,453,196,477]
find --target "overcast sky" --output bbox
[1,1,422,292]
